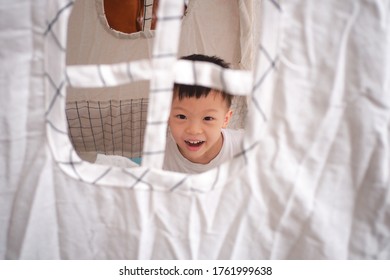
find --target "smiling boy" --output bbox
[163,54,244,173]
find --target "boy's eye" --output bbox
[203,116,214,121]
[175,114,187,120]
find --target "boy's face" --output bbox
[169,90,232,164]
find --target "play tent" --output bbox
[0,0,389,259]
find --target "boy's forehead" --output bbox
[172,89,230,108]
[171,97,230,115]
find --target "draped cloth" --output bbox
[0,0,389,259]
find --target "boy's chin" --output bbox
[178,147,205,163]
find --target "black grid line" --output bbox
[142,1,148,31]
[64,69,73,88]
[239,141,248,165]
[120,100,124,154]
[87,101,98,151]
[75,101,87,151]
[251,97,267,122]
[92,167,113,184]
[233,140,260,162]
[45,79,65,117]
[98,101,107,153]
[43,1,74,36]
[130,99,134,156]
[110,100,115,154]
[131,169,152,189]
[268,0,282,11]
[46,119,68,135]
[170,176,189,192]
[56,160,82,165]
[123,169,153,189]
[259,44,275,66]
[139,99,144,155]
[141,0,158,31]
[250,46,279,122]
[252,55,278,93]
[46,23,66,52]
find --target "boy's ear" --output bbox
[222,110,233,128]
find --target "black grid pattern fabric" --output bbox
[66,99,148,158]
[141,0,155,31]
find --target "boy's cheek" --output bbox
[168,118,175,127]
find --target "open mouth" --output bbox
[185,140,205,150]
[185,140,205,147]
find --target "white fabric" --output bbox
[95,154,139,168]
[174,60,253,96]
[66,60,253,95]
[178,0,242,69]
[0,0,390,260]
[163,129,245,174]
[66,59,153,88]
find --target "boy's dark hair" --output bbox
[174,54,233,108]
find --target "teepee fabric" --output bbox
[0,0,389,259]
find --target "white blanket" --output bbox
[0,0,389,259]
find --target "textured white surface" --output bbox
[0,0,389,259]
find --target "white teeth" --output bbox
[186,140,203,144]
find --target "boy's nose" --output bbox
[185,122,203,135]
